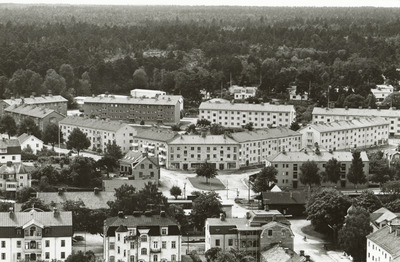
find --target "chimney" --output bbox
[144,211,152,217]
[300,250,305,256]
[142,152,148,158]
[118,211,124,218]
[94,187,100,195]
[9,207,14,219]
[53,207,59,218]
[305,255,311,261]
[30,95,34,98]
[377,107,380,111]
[393,107,397,110]
[272,215,276,221]
[290,192,293,199]
[345,106,348,110]
[264,205,269,211]
[160,211,166,217]
[220,213,226,221]
[58,188,64,196]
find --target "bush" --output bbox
[73,235,85,242]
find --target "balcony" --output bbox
[159,146,167,152]
[132,142,139,147]
[150,248,161,253]
[148,145,155,150]
[148,152,155,157]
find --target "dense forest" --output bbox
[1,4,400,113]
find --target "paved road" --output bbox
[45,145,102,161]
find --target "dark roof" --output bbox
[209,225,238,234]
[262,192,307,205]
[0,139,20,149]
[37,191,115,209]
[115,225,128,232]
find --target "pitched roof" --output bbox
[0,209,72,227]
[261,245,305,262]
[105,214,179,228]
[84,95,180,106]
[37,191,115,209]
[169,134,239,145]
[17,133,42,144]
[0,139,20,149]
[3,95,67,106]
[371,207,400,224]
[59,117,133,132]
[0,163,33,175]
[5,104,64,118]
[119,151,159,167]
[367,226,400,259]
[199,101,295,112]
[230,127,301,143]
[134,128,179,143]
[300,117,389,133]
[313,107,400,117]
[267,150,369,163]
[262,192,307,205]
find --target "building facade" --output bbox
[367,219,400,262]
[119,152,160,183]
[199,101,296,129]
[0,95,68,115]
[5,105,65,132]
[266,150,369,189]
[0,163,32,193]
[229,86,258,100]
[59,117,138,153]
[299,118,389,151]
[0,139,21,164]
[104,212,182,262]
[17,134,43,154]
[312,107,400,136]
[83,95,181,125]
[0,208,72,262]
[230,128,302,167]
[167,135,240,170]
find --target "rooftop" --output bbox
[313,107,400,117]
[59,117,133,132]
[300,117,389,133]
[0,209,72,227]
[199,101,295,112]
[169,134,239,145]
[262,191,307,205]
[261,245,305,262]
[17,133,42,144]
[267,150,369,163]
[230,127,301,143]
[367,226,400,259]
[0,139,20,149]
[3,95,67,106]
[84,94,180,106]
[119,151,158,167]
[0,163,33,175]
[105,214,179,228]
[134,128,179,143]
[5,104,63,118]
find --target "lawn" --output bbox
[188,176,226,191]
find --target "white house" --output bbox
[0,139,21,164]
[17,134,43,154]
[229,86,258,100]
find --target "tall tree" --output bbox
[196,161,218,184]
[0,115,17,138]
[338,207,372,262]
[18,117,42,138]
[66,128,91,155]
[252,166,278,193]
[42,123,63,150]
[132,68,148,90]
[354,190,382,213]
[323,158,341,184]
[97,141,123,177]
[43,69,66,95]
[190,191,222,229]
[59,64,75,90]
[347,151,366,190]
[300,160,321,189]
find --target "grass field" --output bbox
[188,176,226,191]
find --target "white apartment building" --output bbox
[266,150,369,189]
[104,212,181,262]
[59,117,138,153]
[17,134,43,154]
[229,85,258,100]
[367,218,400,262]
[312,107,400,136]
[0,208,72,262]
[299,118,389,151]
[199,101,296,128]
[0,139,21,164]
[229,127,302,167]
[167,135,240,170]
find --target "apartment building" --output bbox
[366,218,400,262]
[266,150,369,189]
[299,118,389,151]
[104,211,181,262]
[59,117,138,153]
[17,134,43,154]
[199,101,296,128]
[0,162,32,193]
[131,128,179,166]
[312,107,400,136]
[230,128,302,167]
[0,95,68,115]
[229,85,258,100]
[0,208,72,262]
[83,95,182,125]
[167,135,240,170]
[5,104,65,132]
[205,210,293,257]
[0,139,21,164]
[119,151,160,182]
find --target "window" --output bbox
[141,235,148,242]
[110,242,115,249]
[17,253,21,260]
[228,239,233,246]
[161,228,167,235]
[1,241,4,248]
[45,252,50,259]
[45,240,50,247]
[17,241,21,248]
[215,239,220,246]
[153,241,158,249]
[118,247,120,254]
[1,253,5,260]
[141,164,144,169]
[130,242,135,249]
[171,255,177,261]
[268,230,273,236]
[162,241,166,249]
[61,252,65,259]
[130,255,135,262]
[61,240,65,247]
[154,255,158,261]
[171,241,176,248]
[141,248,147,255]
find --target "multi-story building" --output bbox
[131,128,179,166]
[0,139,21,164]
[230,128,302,167]
[299,118,389,151]
[59,117,138,153]
[104,211,182,262]
[5,104,65,132]
[0,162,32,193]
[312,107,400,136]
[266,150,369,189]
[0,208,72,262]
[199,101,296,128]
[119,151,160,182]
[229,85,258,100]
[167,134,240,170]
[17,134,43,154]
[0,95,68,115]
[366,218,400,262]
[205,210,293,259]
[83,95,182,125]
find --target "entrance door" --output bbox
[30,253,37,261]
[219,163,224,170]
[183,164,188,170]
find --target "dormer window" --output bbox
[161,227,168,235]
[140,235,147,242]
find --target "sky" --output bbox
[3,0,400,7]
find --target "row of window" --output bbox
[109,254,176,262]
[202,110,291,116]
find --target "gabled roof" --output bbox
[134,128,179,143]
[0,139,20,149]
[3,95,67,106]
[313,107,400,117]
[119,151,158,168]
[115,225,128,232]
[261,245,305,262]
[0,162,33,175]
[367,226,400,259]
[5,104,64,119]
[299,117,389,133]
[0,209,72,227]
[199,101,295,112]
[267,150,369,163]
[371,207,400,224]
[17,133,42,144]
[169,135,238,145]
[59,117,134,132]
[230,127,300,143]
[85,95,180,106]
[262,192,307,205]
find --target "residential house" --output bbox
[0,162,32,193]
[371,85,394,104]
[17,134,43,154]
[199,100,296,128]
[0,94,68,115]
[0,208,72,262]
[5,104,65,132]
[367,218,400,262]
[229,86,258,100]
[167,135,240,170]
[0,139,21,164]
[103,211,182,262]
[299,118,389,151]
[288,86,308,101]
[266,150,369,189]
[370,207,400,232]
[119,151,160,182]
[261,192,307,217]
[312,107,400,136]
[59,117,138,153]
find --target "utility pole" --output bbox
[226,180,229,199]
[248,178,250,203]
